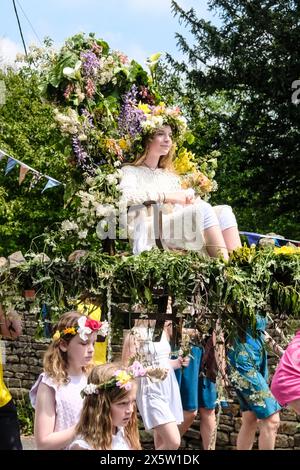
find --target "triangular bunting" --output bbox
[5,157,18,175]
[19,165,30,185]
[41,178,61,193]
[0,148,64,193]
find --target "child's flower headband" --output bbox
[52,315,109,342]
[80,361,168,397]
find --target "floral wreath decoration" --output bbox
[117,85,188,161]
[80,360,169,397]
[52,315,109,342]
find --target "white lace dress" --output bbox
[29,373,87,449]
[134,327,183,430]
[119,166,224,254]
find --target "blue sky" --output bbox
[1,0,218,66]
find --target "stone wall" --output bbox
[3,310,300,449]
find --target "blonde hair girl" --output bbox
[30,310,101,449]
[70,363,141,450]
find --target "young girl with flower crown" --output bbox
[69,362,143,450]
[30,310,106,450]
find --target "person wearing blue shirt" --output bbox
[227,314,281,450]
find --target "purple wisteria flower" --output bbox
[81,108,95,128]
[118,85,146,138]
[80,51,101,78]
[71,136,95,174]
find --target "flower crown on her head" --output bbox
[80,361,168,397]
[52,315,109,342]
[137,102,187,139]
[117,85,188,159]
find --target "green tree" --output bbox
[170,0,300,238]
[0,66,69,256]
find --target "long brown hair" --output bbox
[75,363,141,450]
[43,311,92,385]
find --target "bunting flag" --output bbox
[239,231,300,247]
[19,165,29,185]
[5,157,18,175]
[41,178,62,193]
[0,148,64,193]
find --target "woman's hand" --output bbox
[165,190,195,205]
[180,355,190,368]
[170,355,190,369]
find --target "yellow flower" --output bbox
[52,331,61,341]
[115,370,132,385]
[119,138,129,150]
[173,148,197,175]
[137,103,151,114]
[274,246,300,255]
[63,327,76,335]
[148,52,162,63]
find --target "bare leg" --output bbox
[222,226,242,252]
[199,408,216,450]
[153,422,181,450]
[288,399,300,414]
[258,412,280,450]
[204,226,228,260]
[237,411,258,450]
[178,410,197,437]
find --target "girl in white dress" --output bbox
[122,320,189,450]
[69,363,142,450]
[119,120,240,258]
[30,311,101,449]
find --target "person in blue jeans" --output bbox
[175,340,218,450]
[227,314,281,450]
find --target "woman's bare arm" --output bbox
[34,382,76,450]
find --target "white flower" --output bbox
[63,67,75,77]
[82,383,99,395]
[95,203,114,218]
[77,315,92,341]
[99,320,109,337]
[78,230,88,239]
[61,220,79,232]
[106,173,118,185]
[141,115,164,131]
[63,61,82,78]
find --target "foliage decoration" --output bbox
[0,246,299,339]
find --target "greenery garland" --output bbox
[0,245,299,339]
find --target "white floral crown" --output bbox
[52,315,109,342]
[118,86,188,160]
[137,102,187,139]
[81,361,168,397]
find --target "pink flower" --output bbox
[129,360,146,377]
